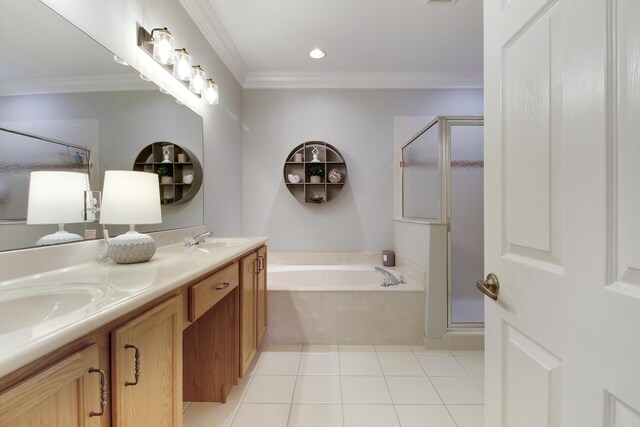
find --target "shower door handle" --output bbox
[476,273,499,301]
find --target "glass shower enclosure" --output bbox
[402,116,484,326]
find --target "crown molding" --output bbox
[0,74,154,97]
[179,0,249,86]
[243,71,484,89]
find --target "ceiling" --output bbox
[181,0,483,88]
[0,0,154,96]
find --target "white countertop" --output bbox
[0,237,268,379]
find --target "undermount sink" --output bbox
[197,238,252,249]
[0,283,112,335]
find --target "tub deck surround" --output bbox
[265,253,425,345]
[0,236,268,379]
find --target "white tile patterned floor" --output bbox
[183,344,484,427]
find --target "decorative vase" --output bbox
[328,169,345,183]
[161,176,173,184]
[294,152,303,162]
[310,175,321,184]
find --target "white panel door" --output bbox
[484,0,640,425]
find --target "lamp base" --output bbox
[36,230,83,246]
[107,230,156,264]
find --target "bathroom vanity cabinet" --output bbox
[0,344,102,427]
[112,296,182,427]
[239,246,267,377]
[256,246,268,345]
[0,297,182,427]
[183,262,240,403]
[0,243,268,427]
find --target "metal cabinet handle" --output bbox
[254,258,260,275]
[258,255,265,272]
[124,344,141,386]
[88,368,107,417]
[215,282,230,290]
[476,273,500,301]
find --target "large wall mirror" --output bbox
[0,0,204,252]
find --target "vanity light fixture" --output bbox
[309,48,326,59]
[99,171,162,264]
[138,25,218,105]
[27,171,90,246]
[203,79,219,105]
[189,65,207,94]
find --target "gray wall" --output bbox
[242,89,484,251]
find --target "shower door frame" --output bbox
[401,116,484,329]
[441,117,484,329]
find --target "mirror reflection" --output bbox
[0,0,204,252]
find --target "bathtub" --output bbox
[268,264,424,292]
[265,263,425,345]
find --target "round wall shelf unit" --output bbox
[283,141,347,205]
[133,141,202,205]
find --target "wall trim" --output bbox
[0,74,154,97]
[244,71,484,89]
[179,0,249,86]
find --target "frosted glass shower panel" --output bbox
[0,128,90,220]
[402,122,440,220]
[449,124,484,324]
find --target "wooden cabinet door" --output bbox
[256,246,267,347]
[0,344,102,427]
[239,252,258,377]
[112,296,182,427]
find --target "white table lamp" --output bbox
[100,171,162,264]
[27,171,89,246]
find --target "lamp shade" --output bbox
[27,171,89,225]
[100,171,161,225]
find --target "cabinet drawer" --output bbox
[189,262,239,321]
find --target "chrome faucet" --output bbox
[375,267,402,287]
[184,231,214,247]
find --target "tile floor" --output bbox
[183,344,484,427]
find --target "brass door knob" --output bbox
[476,273,499,301]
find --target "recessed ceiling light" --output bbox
[309,48,325,59]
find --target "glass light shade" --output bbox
[204,79,219,105]
[100,171,161,225]
[27,171,90,224]
[152,28,175,65]
[189,65,207,94]
[172,49,192,81]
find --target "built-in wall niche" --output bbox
[283,141,347,205]
[133,142,202,205]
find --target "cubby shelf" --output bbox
[283,141,347,205]
[133,141,203,205]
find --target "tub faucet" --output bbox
[375,267,401,287]
[184,231,214,247]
